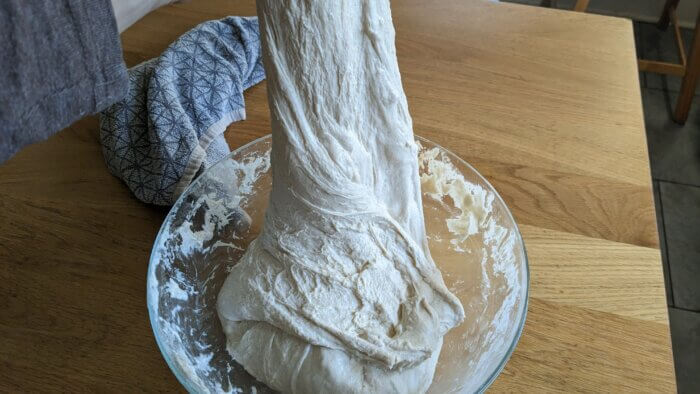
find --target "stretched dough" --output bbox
[217,1,464,392]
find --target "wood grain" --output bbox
[521,224,668,323]
[490,298,675,393]
[0,0,673,392]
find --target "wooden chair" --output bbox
[637,0,700,124]
[639,0,700,124]
[573,0,589,12]
[542,0,589,12]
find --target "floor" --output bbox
[503,1,700,392]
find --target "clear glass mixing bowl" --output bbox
[147,135,529,393]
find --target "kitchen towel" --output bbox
[0,0,127,164]
[100,16,264,205]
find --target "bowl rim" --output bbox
[147,134,530,394]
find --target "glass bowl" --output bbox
[147,135,529,393]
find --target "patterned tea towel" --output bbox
[100,16,264,205]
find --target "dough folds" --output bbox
[217,1,464,392]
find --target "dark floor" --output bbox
[636,21,700,394]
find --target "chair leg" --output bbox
[574,0,589,12]
[658,0,681,30]
[673,11,700,124]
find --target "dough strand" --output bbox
[217,1,464,392]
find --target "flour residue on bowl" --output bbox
[417,140,524,393]
[418,143,520,289]
[418,144,494,252]
[165,279,191,301]
[147,142,273,394]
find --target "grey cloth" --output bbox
[100,17,264,206]
[0,0,127,163]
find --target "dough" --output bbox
[217,1,464,392]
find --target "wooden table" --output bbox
[0,0,675,391]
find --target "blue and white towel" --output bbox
[100,16,264,205]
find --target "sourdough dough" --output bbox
[216,1,465,392]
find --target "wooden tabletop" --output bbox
[0,0,675,392]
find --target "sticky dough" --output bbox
[216,1,464,392]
